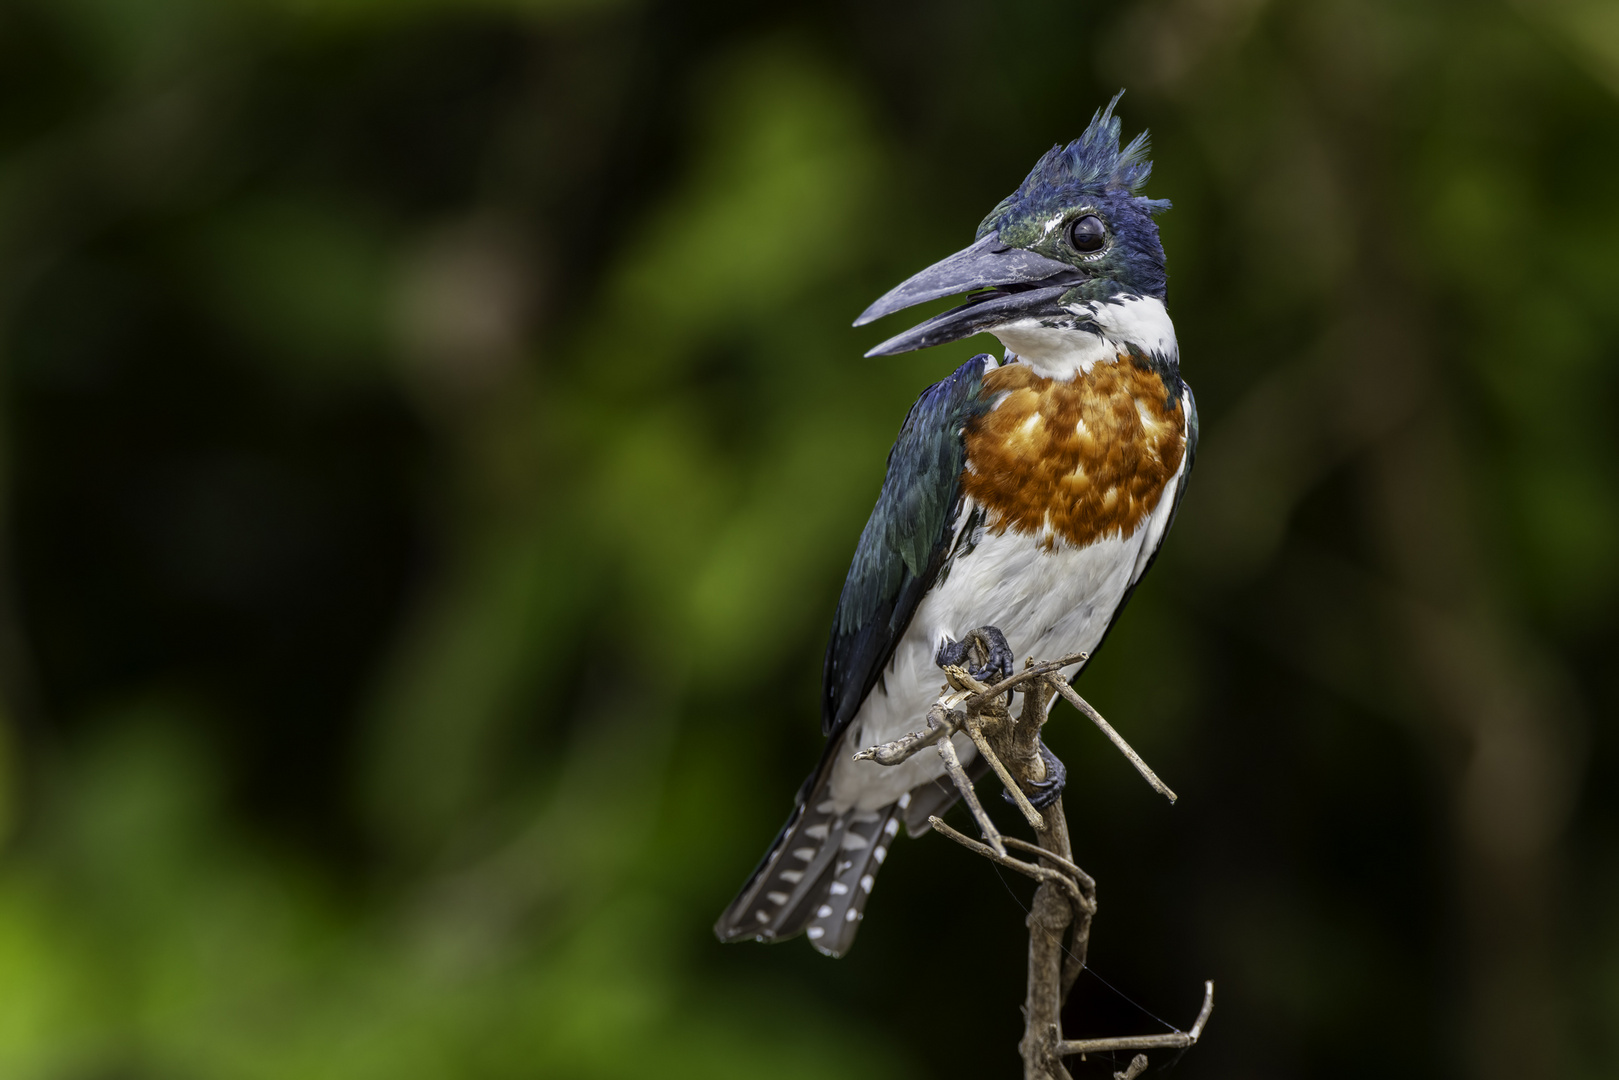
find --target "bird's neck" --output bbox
[992,293,1177,381]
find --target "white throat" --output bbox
[991,293,1178,380]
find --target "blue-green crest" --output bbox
[977,92,1170,243]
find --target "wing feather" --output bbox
[821,354,995,738]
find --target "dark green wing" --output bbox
[821,354,993,738]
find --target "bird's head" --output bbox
[856,94,1172,364]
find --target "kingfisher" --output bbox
[715,96,1195,957]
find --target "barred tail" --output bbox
[714,779,914,958]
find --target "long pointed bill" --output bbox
[853,233,1080,357]
[862,285,1073,357]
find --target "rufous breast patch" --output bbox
[961,357,1186,550]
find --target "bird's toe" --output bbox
[935,636,970,671]
[1004,742,1068,811]
[967,625,1015,686]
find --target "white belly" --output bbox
[826,510,1159,811]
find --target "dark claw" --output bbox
[935,626,1015,686]
[965,625,1015,686]
[1003,742,1067,811]
[935,637,971,670]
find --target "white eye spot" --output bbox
[816,905,834,918]
[766,891,788,906]
[873,846,887,864]
[860,874,875,893]
[807,926,825,940]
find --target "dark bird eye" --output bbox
[1068,215,1105,253]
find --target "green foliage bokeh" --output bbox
[0,1,1617,1078]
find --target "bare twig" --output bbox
[1053,980,1215,1056]
[966,721,1045,830]
[940,663,989,696]
[1113,1054,1149,1080]
[928,816,1093,914]
[1022,800,1078,1080]
[850,641,1207,1079]
[975,650,1088,701]
[936,734,1004,856]
[852,650,1089,774]
[1048,674,1178,803]
[1004,836,1095,890]
[852,703,958,765]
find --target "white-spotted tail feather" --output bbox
[713,795,844,944]
[802,797,903,957]
[715,783,919,956]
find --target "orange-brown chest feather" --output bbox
[961,358,1187,550]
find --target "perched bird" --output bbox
[715,96,1195,957]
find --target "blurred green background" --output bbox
[0,0,1616,1077]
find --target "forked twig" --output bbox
[1113,1055,1149,1080]
[1004,836,1094,890]
[936,733,1004,856]
[1048,674,1178,803]
[928,816,1093,914]
[1052,980,1215,1056]
[966,722,1045,830]
[856,657,1176,810]
[850,642,1208,1078]
[975,650,1089,700]
[851,703,959,765]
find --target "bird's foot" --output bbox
[935,625,1015,687]
[1004,742,1067,811]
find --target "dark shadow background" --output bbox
[0,0,1616,1077]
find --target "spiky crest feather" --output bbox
[977,91,1170,240]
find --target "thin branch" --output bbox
[1113,1055,1149,1080]
[852,704,957,765]
[1048,674,1178,804]
[941,663,989,696]
[1004,836,1095,891]
[965,721,1045,830]
[855,641,1209,1079]
[1060,934,1086,1000]
[1053,980,1214,1056]
[936,735,1004,856]
[974,650,1089,702]
[929,816,1092,914]
[853,650,1084,771]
